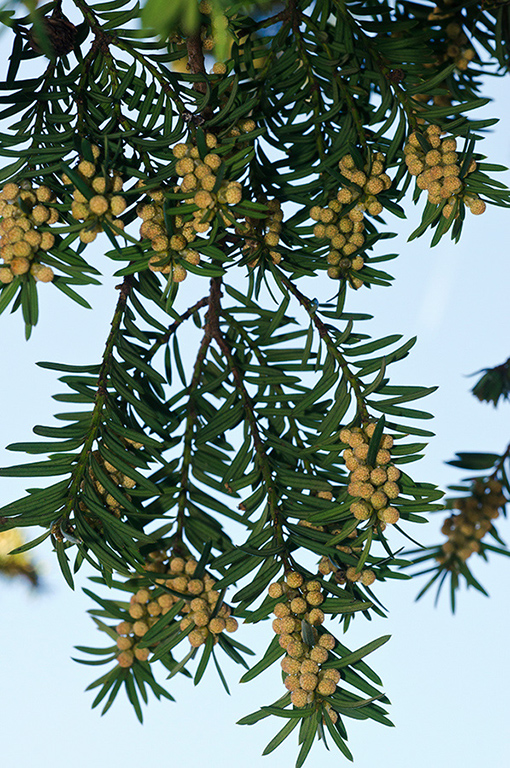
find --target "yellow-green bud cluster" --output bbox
[341,424,401,527]
[201,26,214,51]
[317,547,375,586]
[226,119,257,139]
[0,182,57,284]
[243,198,283,267]
[172,562,238,648]
[172,137,243,234]
[268,572,341,716]
[404,126,484,217]
[297,492,376,584]
[310,153,391,289]
[64,147,125,243]
[115,552,238,667]
[426,14,476,71]
[437,479,506,567]
[136,187,199,283]
[81,449,136,520]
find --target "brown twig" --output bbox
[277,271,370,423]
[205,278,290,565]
[145,296,209,362]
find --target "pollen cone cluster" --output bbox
[296,499,371,586]
[437,479,506,567]
[317,554,376,588]
[404,125,484,217]
[79,449,137,522]
[136,186,200,282]
[268,572,340,721]
[427,12,476,72]
[172,135,243,234]
[341,424,401,527]
[64,146,126,243]
[310,152,391,289]
[0,181,57,284]
[243,198,283,267]
[114,552,238,668]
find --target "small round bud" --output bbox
[290,597,307,614]
[92,177,108,194]
[208,617,226,634]
[170,234,187,251]
[300,673,318,691]
[284,674,301,691]
[212,62,227,75]
[2,182,19,200]
[170,556,185,573]
[268,581,284,598]
[307,608,325,625]
[10,257,30,275]
[351,500,371,520]
[286,571,304,588]
[364,177,384,195]
[310,646,329,663]
[470,199,486,215]
[13,241,32,258]
[147,601,161,617]
[78,160,96,178]
[317,679,336,696]
[346,566,361,582]
[128,603,145,620]
[109,196,126,216]
[133,620,149,636]
[189,629,206,647]
[287,640,305,659]
[378,507,400,524]
[386,466,401,482]
[187,578,204,595]
[176,158,195,175]
[172,143,188,159]
[225,183,242,205]
[339,428,351,443]
[318,634,335,650]
[172,264,187,282]
[370,490,388,510]
[79,229,98,244]
[323,668,341,684]
[291,689,308,708]
[134,647,150,661]
[274,602,291,618]
[353,444,369,462]
[361,569,376,586]
[117,651,134,668]
[89,195,109,216]
[31,264,54,282]
[376,449,391,465]
[31,204,50,225]
[116,635,133,651]
[280,616,298,634]
[382,481,400,499]
[305,591,324,607]
[134,588,150,604]
[225,617,239,633]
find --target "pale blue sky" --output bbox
[1,29,510,768]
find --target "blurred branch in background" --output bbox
[0,527,40,586]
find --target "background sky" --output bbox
[1,17,510,768]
